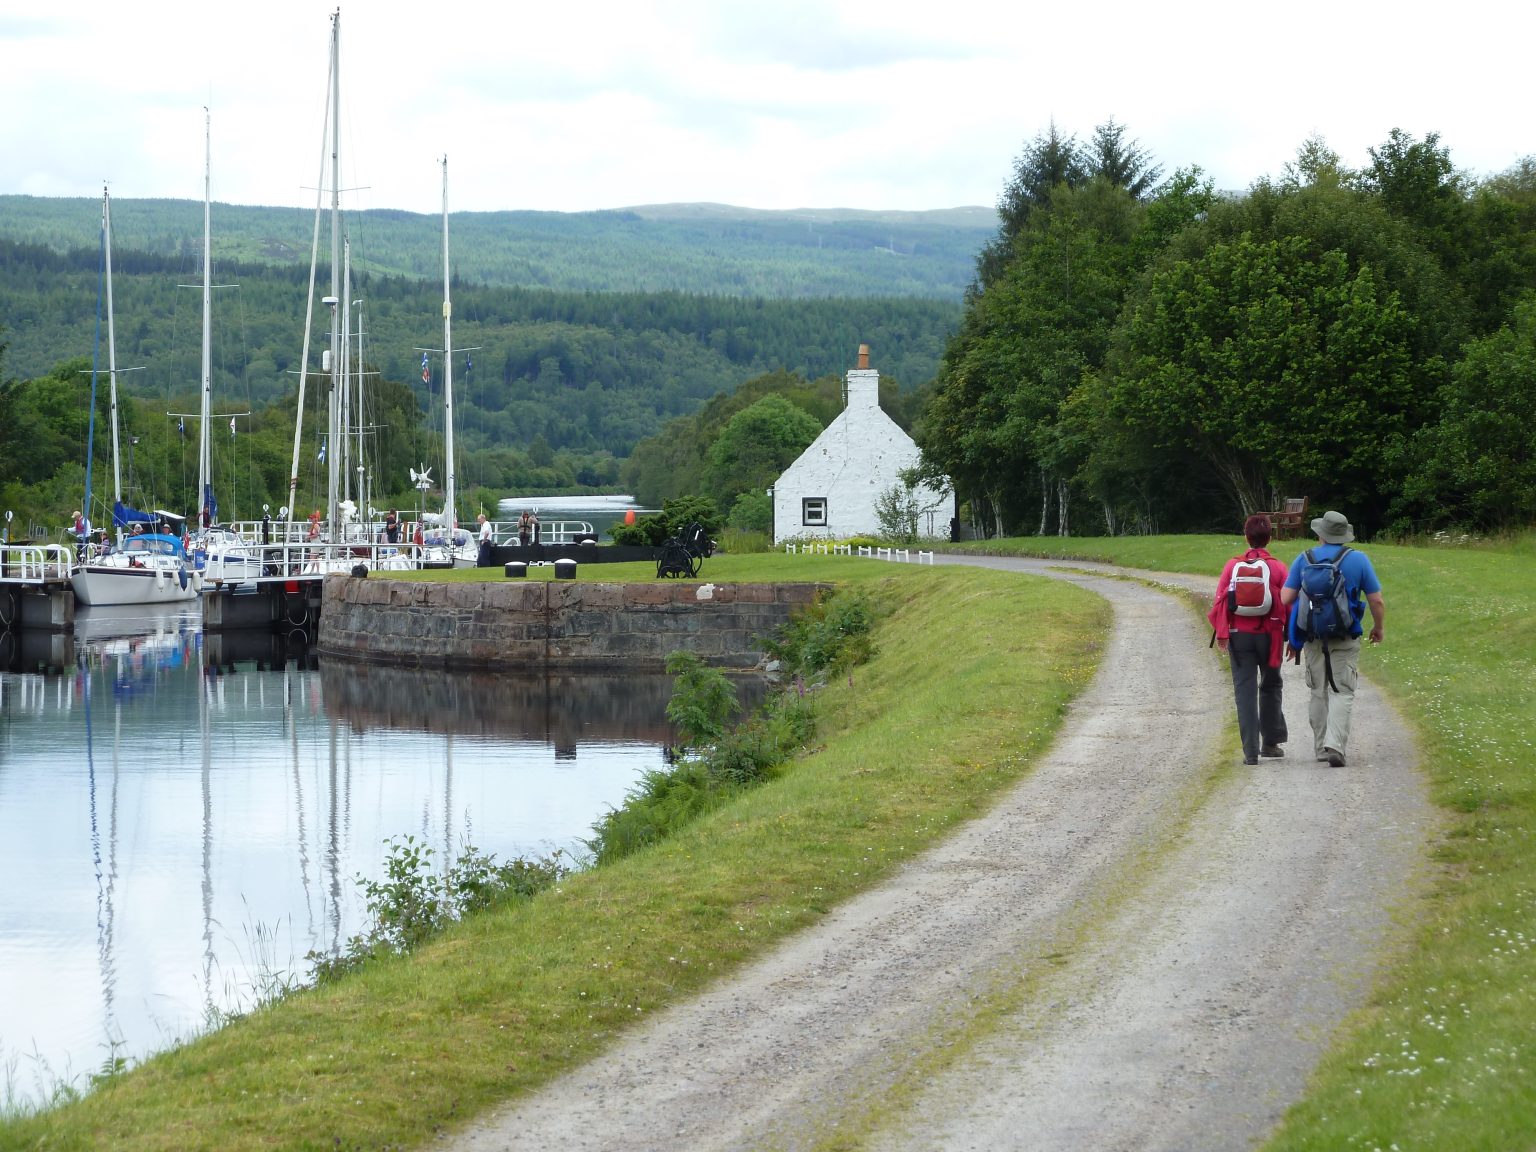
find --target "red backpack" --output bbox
[1227,556,1273,617]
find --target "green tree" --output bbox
[976,120,1088,290]
[923,176,1148,535]
[1086,118,1163,198]
[1358,129,1470,271]
[1398,295,1536,528]
[1111,235,1415,519]
[705,394,823,516]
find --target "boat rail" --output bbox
[492,519,596,546]
[0,544,75,583]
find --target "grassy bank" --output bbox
[0,561,1101,1151]
[945,532,1536,1150]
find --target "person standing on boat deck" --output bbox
[385,510,399,545]
[200,505,211,530]
[517,510,532,547]
[476,514,494,567]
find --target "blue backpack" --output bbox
[1294,546,1355,641]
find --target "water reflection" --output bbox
[321,663,678,747]
[0,606,677,1106]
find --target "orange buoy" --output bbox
[624,509,636,525]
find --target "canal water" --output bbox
[0,604,676,1104]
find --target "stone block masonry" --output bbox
[317,577,829,672]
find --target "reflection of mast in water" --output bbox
[444,736,454,866]
[286,669,316,938]
[325,716,342,955]
[84,663,124,1055]
[200,668,216,1017]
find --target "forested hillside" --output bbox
[0,197,992,299]
[0,214,963,529]
[0,238,955,444]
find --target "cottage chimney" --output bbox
[844,342,879,411]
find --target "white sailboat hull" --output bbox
[72,560,199,606]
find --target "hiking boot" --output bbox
[1243,756,1259,766]
[1260,744,1285,758]
[1325,747,1346,767]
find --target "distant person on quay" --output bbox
[1280,510,1386,768]
[477,514,494,567]
[1207,513,1290,765]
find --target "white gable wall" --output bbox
[772,366,953,542]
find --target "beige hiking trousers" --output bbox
[1301,635,1362,759]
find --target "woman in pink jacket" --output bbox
[1207,513,1290,765]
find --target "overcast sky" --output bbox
[2,0,1532,217]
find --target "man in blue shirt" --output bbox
[1279,510,1386,767]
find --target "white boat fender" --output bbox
[155,567,167,588]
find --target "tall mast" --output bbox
[341,235,352,507]
[287,9,338,527]
[326,8,342,532]
[198,109,213,526]
[441,156,456,532]
[354,296,367,518]
[104,188,123,514]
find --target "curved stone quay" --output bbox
[317,575,827,672]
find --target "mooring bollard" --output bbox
[505,560,527,578]
[554,557,577,580]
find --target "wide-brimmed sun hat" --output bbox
[1311,509,1355,543]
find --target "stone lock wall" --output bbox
[317,576,828,672]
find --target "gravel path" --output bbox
[442,557,1436,1151]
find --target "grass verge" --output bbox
[937,531,1536,1150]
[0,561,1101,1151]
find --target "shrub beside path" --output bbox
[444,557,1436,1151]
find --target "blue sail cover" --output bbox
[112,501,158,529]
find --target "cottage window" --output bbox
[802,498,827,526]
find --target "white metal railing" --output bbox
[222,518,598,548]
[783,543,936,565]
[203,540,426,580]
[0,544,74,583]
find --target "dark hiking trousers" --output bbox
[1229,631,1287,762]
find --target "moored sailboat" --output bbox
[71,187,199,607]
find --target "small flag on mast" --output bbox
[317,440,327,463]
[229,417,236,436]
[421,352,430,384]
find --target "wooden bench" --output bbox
[1264,497,1308,540]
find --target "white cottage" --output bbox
[772,345,954,543]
